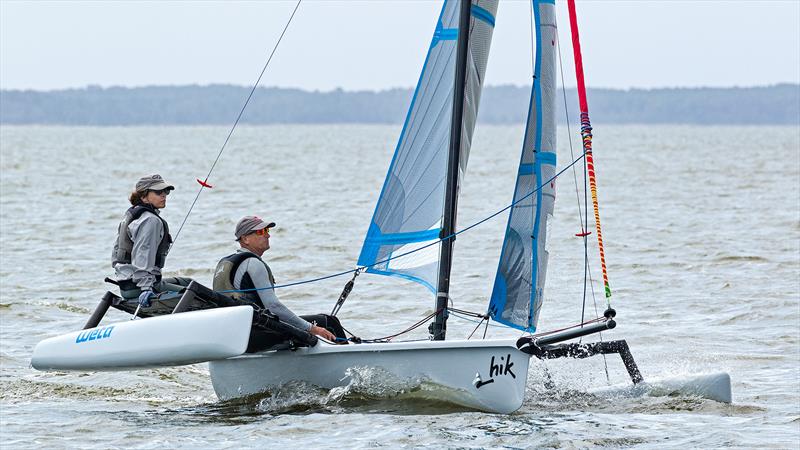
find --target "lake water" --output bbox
[1,124,798,448]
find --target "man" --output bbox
[112,174,192,307]
[213,215,345,345]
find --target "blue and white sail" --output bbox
[358,0,498,293]
[488,0,557,331]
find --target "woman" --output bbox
[112,174,192,306]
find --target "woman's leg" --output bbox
[154,276,193,294]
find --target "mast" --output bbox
[430,0,472,341]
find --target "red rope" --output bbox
[568,0,612,300]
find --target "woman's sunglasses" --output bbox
[150,189,171,196]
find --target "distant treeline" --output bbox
[1,84,798,125]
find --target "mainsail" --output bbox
[488,0,557,331]
[358,0,498,293]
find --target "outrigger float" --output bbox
[32,0,731,413]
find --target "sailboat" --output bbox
[31,0,731,414]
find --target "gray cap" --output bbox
[235,215,276,240]
[135,174,175,192]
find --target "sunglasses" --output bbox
[150,189,171,196]
[253,228,272,236]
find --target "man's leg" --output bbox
[300,314,347,339]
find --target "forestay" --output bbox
[358,0,498,293]
[488,0,557,331]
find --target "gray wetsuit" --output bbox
[232,249,312,332]
[113,210,191,298]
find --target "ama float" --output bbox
[32,0,731,413]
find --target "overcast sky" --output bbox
[1,0,799,91]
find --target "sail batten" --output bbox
[357,0,498,294]
[489,0,557,332]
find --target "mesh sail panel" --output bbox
[488,0,557,331]
[358,0,498,293]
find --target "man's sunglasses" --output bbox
[150,189,171,196]
[254,228,272,236]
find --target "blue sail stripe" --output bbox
[538,151,556,165]
[366,229,441,245]
[471,4,495,27]
[518,152,555,175]
[433,28,458,46]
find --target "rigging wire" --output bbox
[171,0,303,247]
[214,144,613,350]
[216,148,592,295]
[346,306,532,343]
[555,7,609,381]
[356,309,441,343]
[556,28,587,239]
[554,8,598,325]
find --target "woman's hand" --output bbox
[138,289,155,307]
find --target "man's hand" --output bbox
[138,289,155,308]
[309,325,336,341]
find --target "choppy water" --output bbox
[1,124,798,448]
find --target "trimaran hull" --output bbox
[209,339,530,414]
[31,303,731,411]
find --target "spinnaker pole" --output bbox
[430,0,472,340]
[567,0,612,301]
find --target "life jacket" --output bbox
[111,204,172,270]
[212,251,275,307]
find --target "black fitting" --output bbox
[531,319,615,347]
[83,292,117,329]
[518,339,644,385]
[604,308,616,318]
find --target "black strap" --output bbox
[222,252,260,285]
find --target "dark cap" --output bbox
[135,174,174,192]
[235,215,276,240]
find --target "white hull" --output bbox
[209,338,530,414]
[31,306,253,371]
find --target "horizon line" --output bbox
[2,82,798,94]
